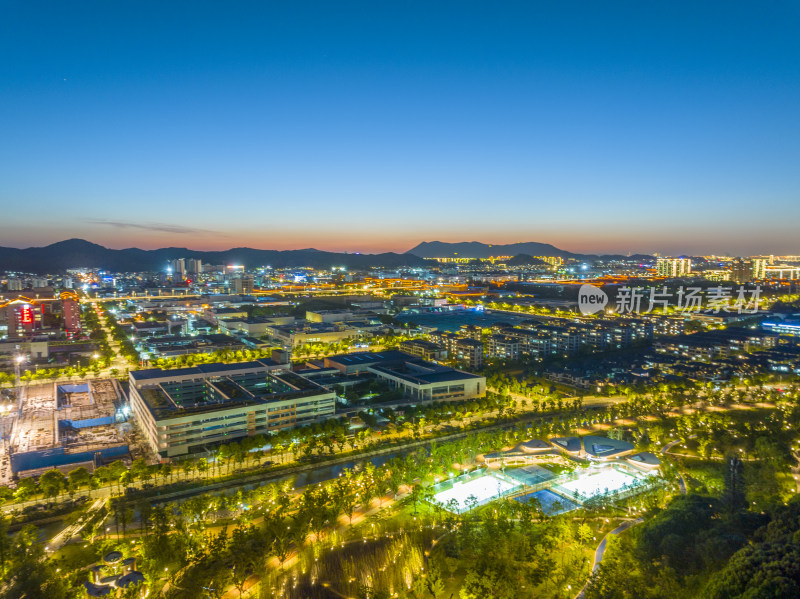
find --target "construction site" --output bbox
[0,378,135,484]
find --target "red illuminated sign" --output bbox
[20,305,33,324]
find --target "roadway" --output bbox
[46,497,107,552]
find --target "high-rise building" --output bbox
[752,258,768,280]
[62,298,81,337]
[535,256,564,269]
[185,258,203,276]
[656,258,692,277]
[5,301,43,338]
[731,259,752,284]
[6,278,23,291]
[169,258,186,280]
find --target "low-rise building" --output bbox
[399,339,447,361]
[323,350,485,401]
[129,360,335,458]
[451,338,484,369]
[487,334,520,360]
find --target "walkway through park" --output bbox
[574,517,644,599]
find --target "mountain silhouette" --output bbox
[0,239,429,273]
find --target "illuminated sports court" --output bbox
[432,472,520,513]
[433,465,652,513]
[556,466,645,501]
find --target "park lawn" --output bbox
[433,515,623,599]
[678,438,702,457]
[52,542,102,572]
[369,496,439,532]
[678,458,725,494]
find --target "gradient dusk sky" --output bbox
[1,1,799,255]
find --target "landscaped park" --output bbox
[0,379,799,599]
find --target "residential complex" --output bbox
[656,258,692,277]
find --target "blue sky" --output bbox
[1,1,799,254]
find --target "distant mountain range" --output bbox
[0,239,655,274]
[0,239,429,274]
[406,240,576,259]
[405,241,653,262]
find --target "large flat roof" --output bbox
[324,350,483,387]
[135,369,331,420]
[130,360,276,383]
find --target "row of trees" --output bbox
[8,377,796,510]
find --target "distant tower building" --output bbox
[656,258,692,277]
[169,258,186,280]
[232,275,254,294]
[62,296,82,337]
[185,258,203,276]
[6,278,23,291]
[731,259,752,285]
[752,258,768,280]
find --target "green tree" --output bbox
[39,469,67,500]
[68,466,92,491]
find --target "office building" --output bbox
[324,350,485,401]
[232,275,254,294]
[763,265,800,280]
[3,300,44,338]
[129,360,336,458]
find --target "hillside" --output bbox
[0,239,429,273]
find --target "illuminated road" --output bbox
[83,289,379,303]
[47,497,107,552]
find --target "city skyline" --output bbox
[2,2,800,255]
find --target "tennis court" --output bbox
[505,464,556,486]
